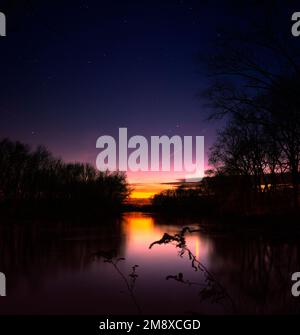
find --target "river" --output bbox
[0,212,299,314]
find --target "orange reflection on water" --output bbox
[195,237,200,260]
[122,213,158,252]
[125,213,155,233]
[122,212,212,264]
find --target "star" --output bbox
[80,4,89,9]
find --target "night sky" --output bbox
[0,0,295,196]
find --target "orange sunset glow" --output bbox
[129,183,174,199]
[127,170,205,199]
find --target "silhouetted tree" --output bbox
[0,138,130,214]
[203,5,300,208]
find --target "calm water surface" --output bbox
[0,212,299,314]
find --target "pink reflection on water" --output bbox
[122,212,212,267]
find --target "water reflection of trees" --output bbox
[150,224,300,314]
[0,218,125,291]
[207,234,300,314]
